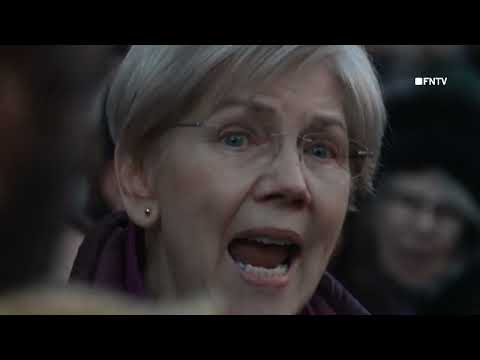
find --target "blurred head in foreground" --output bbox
[0,45,125,292]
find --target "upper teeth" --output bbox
[250,237,291,246]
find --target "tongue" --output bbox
[229,239,290,269]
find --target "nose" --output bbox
[252,144,312,210]
[415,207,437,234]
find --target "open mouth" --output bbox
[227,229,302,287]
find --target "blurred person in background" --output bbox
[331,76,480,314]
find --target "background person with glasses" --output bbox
[71,45,386,315]
[331,80,480,315]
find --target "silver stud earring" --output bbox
[145,208,152,217]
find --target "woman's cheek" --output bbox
[154,155,227,220]
[310,184,350,251]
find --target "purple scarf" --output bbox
[70,212,369,315]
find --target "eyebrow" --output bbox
[307,111,347,133]
[214,95,347,133]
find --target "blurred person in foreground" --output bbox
[331,75,480,314]
[0,45,217,314]
[71,45,387,315]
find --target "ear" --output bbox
[115,149,160,228]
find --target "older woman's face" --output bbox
[143,63,351,314]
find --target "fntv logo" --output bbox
[415,77,448,86]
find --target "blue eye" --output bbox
[222,133,249,148]
[306,144,335,159]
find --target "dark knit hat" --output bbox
[378,65,480,206]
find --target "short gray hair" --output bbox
[106,45,386,196]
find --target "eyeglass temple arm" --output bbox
[352,150,374,158]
